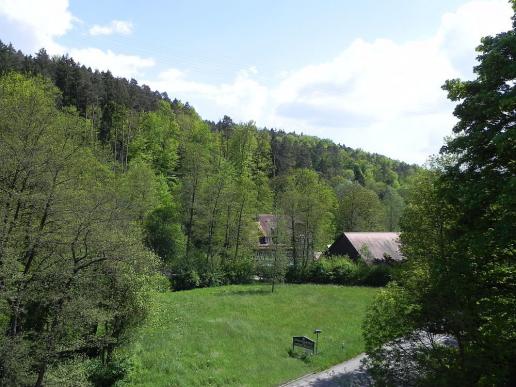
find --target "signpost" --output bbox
[314,329,322,354]
[292,336,316,354]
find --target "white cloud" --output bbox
[147,67,268,122]
[436,0,514,76]
[0,0,75,53]
[0,1,153,78]
[146,0,513,164]
[69,48,155,79]
[88,20,133,36]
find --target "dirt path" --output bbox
[279,353,372,387]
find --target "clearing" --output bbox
[121,284,378,386]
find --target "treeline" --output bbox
[0,41,168,114]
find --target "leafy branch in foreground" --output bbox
[364,4,516,384]
[0,73,161,386]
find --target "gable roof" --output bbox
[257,214,276,237]
[327,232,403,264]
[345,232,402,263]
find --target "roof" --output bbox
[344,232,403,264]
[327,232,403,264]
[257,214,276,236]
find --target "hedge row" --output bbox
[287,256,397,287]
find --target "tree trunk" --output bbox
[34,363,46,387]
[185,175,198,260]
[206,179,223,265]
[290,215,297,270]
[233,197,245,260]
[223,205,231,252]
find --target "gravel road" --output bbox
[279,353,373,387]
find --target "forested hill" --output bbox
[0,40,417,183]
[0,40,417,283]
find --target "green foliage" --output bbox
[256,249,289,292]
[277,169,337,272]
[45,357,92,387]
[222,256,256,284]
[144,205,185,265]
[364,10,516,384]
[382,186,405,231]
[173,270,201,290]
[87,356,131,387]
[363,284,420,352]
[335,181,384,232]
[305,257,359,284]
[287,348,314,363]
[297,256,396,287]
[129,101,179,176]
[358,264,395,287]
[0,73,162,385]
[0,40,418,293]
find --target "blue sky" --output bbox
[62,0,467,82]
[0,0,513,163]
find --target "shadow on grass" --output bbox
[287,348,313,364]
[215,288,272,297]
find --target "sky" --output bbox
[0,0,513,164]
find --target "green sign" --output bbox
[292,336,315,353]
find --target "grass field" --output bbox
[120,284,378,386]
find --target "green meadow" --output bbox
[121,284,378,386]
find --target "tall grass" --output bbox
[120,284,378,386]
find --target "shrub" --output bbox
[304,256,361,285]
[285,266,304,283]
[306,260,330,283]
[40,357,91,387]
[88,357,130,387]
[151,273,172,292]
[199,269,226,287]
[358,264,392,287]
[293,256,395,287]
[222,257,255,284]
[330,258,360,285]
[172,270,200,290]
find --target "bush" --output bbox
[222,257,255,284]
[330,259,360,285]
[172,270,200,290]
[358,264,392,287]
[293,256,395,287]
[169,255,257,291]
[287,348,313,364]
[303,256,360,285]
[306,260,330,283]
[150,272,172,292]
[199,269,226,287]
[285,266,303,283]
[45,357,91,387]
[88,357,130,387]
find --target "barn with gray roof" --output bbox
[326,232,403,264]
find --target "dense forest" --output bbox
[0,41,417,385]
[0,39,417,282]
